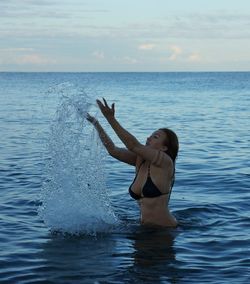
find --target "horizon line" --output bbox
[1,70,250,73]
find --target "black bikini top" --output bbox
[129,162,171,200]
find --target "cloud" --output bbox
[92,51,105,59]
[0,0,108,20]
[0,48,33,53]
[138,43,156,50]
[16,54,55,65]
[113,56,137,64]
[187,53,201,62]
[1,6,249,41]
[0,50,56,65]
[167,12,250,39]
[113,12,250,40]
[158,45,202,64]
[123,56,137,64]
[0,46,56,65]
[168,45,182,61]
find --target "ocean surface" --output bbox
[0,72,249,283]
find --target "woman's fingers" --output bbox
[96,98,115,118]
[86,113,93,121]
[96,99,101,106]
[96,99,104,110]
[103,98,107,106]
[97,98,111,109]
[86,113,98,125]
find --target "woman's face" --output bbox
[146,130,168,151]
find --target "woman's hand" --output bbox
[96,98,115,120]
[86,113,97,125]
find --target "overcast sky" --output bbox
[1,0,250,72]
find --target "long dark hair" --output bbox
[160,128,179,163]
[160,128,179,200]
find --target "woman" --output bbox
[87,98,179,228]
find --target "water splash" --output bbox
[39,83,119,235]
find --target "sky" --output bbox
[0,0,250,72]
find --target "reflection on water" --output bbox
[38,233,119,283]
[130,227,181,283]
[133,228,176,266]
[36,226,181,284]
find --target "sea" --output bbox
[0,72,249,284]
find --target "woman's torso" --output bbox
[139,196,178,227]
[129,158,177,227]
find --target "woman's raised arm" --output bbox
[86,113,137,166]
[96,98,171,168]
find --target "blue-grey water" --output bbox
[0,72,249,283]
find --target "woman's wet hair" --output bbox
[159,128,179,163]
[160,128,179,192]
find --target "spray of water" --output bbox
[39,83,119,235]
